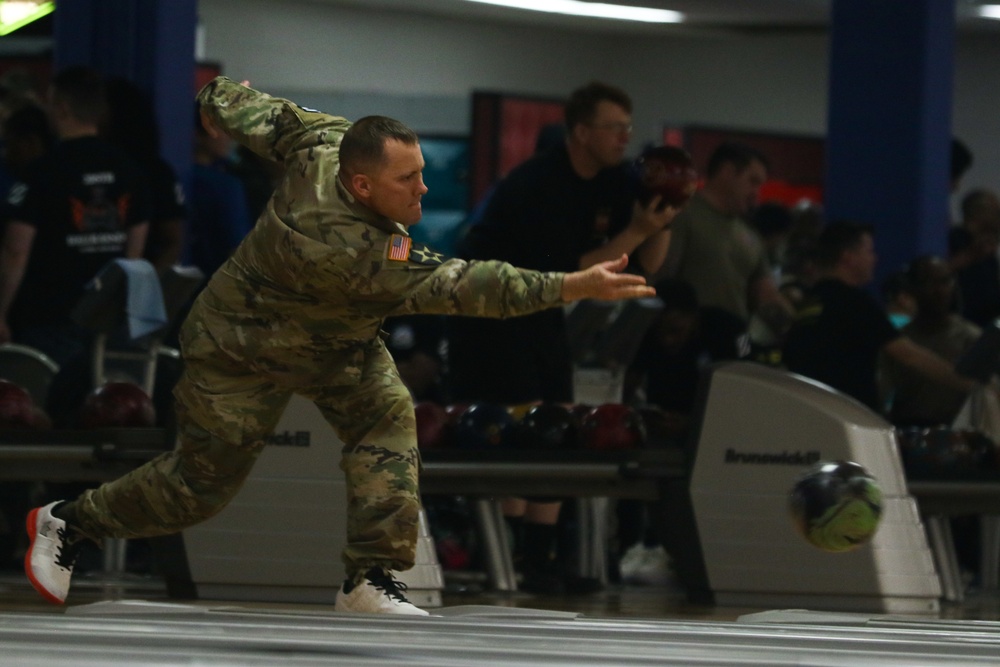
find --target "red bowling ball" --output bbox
[79,382,156,428]
[30,405,52,430]
[0,378,36,429]
[415,401,449,450]
[580,403,646,451]
[633,145,698,209]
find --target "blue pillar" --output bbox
[53,0,197,192]
[826,0,955,288]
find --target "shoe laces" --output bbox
[366,568,411,604]
[54,527,84,569]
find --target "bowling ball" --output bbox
[897,426,998,480]
[580,403,646,451]
[895,425,934,478]
[570,403,593,424]
[635,404,689,447]
[788,460,883,553]
[444,403,470,424]
[516,403,579,450]
[414,401,449,450]
[441,403,471,449]
[507,401,539,423]
[935,429,997,477]
[30,405,52,430]
[966,431,1000,476]
[633,145,698,209]
[453,402,516,450]
[425,496,478,571]
[79,382,156,428]
[0,378,36,429]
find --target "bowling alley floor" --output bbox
[5,566,1000,666]
[0,566,745,619]
[3,567,1000,620]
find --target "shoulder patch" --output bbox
[387,234,412,261]
[408,242,445,266]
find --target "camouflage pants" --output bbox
[74,340,422,576]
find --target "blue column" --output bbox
[826,0,955,287]
[53,0,197,191]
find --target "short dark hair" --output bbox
[881,268,911,303]
[906,254,948,289]
[102,77,161,158]
[564,81,632,130]
[339,115,418,177]
[51,66,106,126]
[705,141,769,179]
[814,219,874,268]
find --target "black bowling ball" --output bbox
[516,403,579,450]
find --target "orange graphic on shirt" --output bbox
[69,192,131,232]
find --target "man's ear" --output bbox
[350,172,372,201]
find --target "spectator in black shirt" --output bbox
[783,220,976,412]
[448,81,677,594]
[0,66,150,366]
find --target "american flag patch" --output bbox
[387,234,412,261]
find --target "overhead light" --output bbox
[0,0,55,36]
[463,0,684,24]
[978,4,1000,20]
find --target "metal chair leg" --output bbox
[925,514,964,603]
[473,498,517,592]
[979,514,1000,591]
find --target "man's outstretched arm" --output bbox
[383,253,654,319]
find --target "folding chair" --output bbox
[0,343,59,407]
[71,260,203,395]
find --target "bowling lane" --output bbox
[2,602,1000,666]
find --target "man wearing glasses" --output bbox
[448,81,677,595]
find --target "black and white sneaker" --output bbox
[335,567,429,615]
[25,501,83,604]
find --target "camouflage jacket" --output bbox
[191,77,565,385]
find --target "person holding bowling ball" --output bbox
[448,81,678,596]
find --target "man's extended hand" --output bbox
[561,254,656,302]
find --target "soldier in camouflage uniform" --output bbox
[25,77,655,614]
